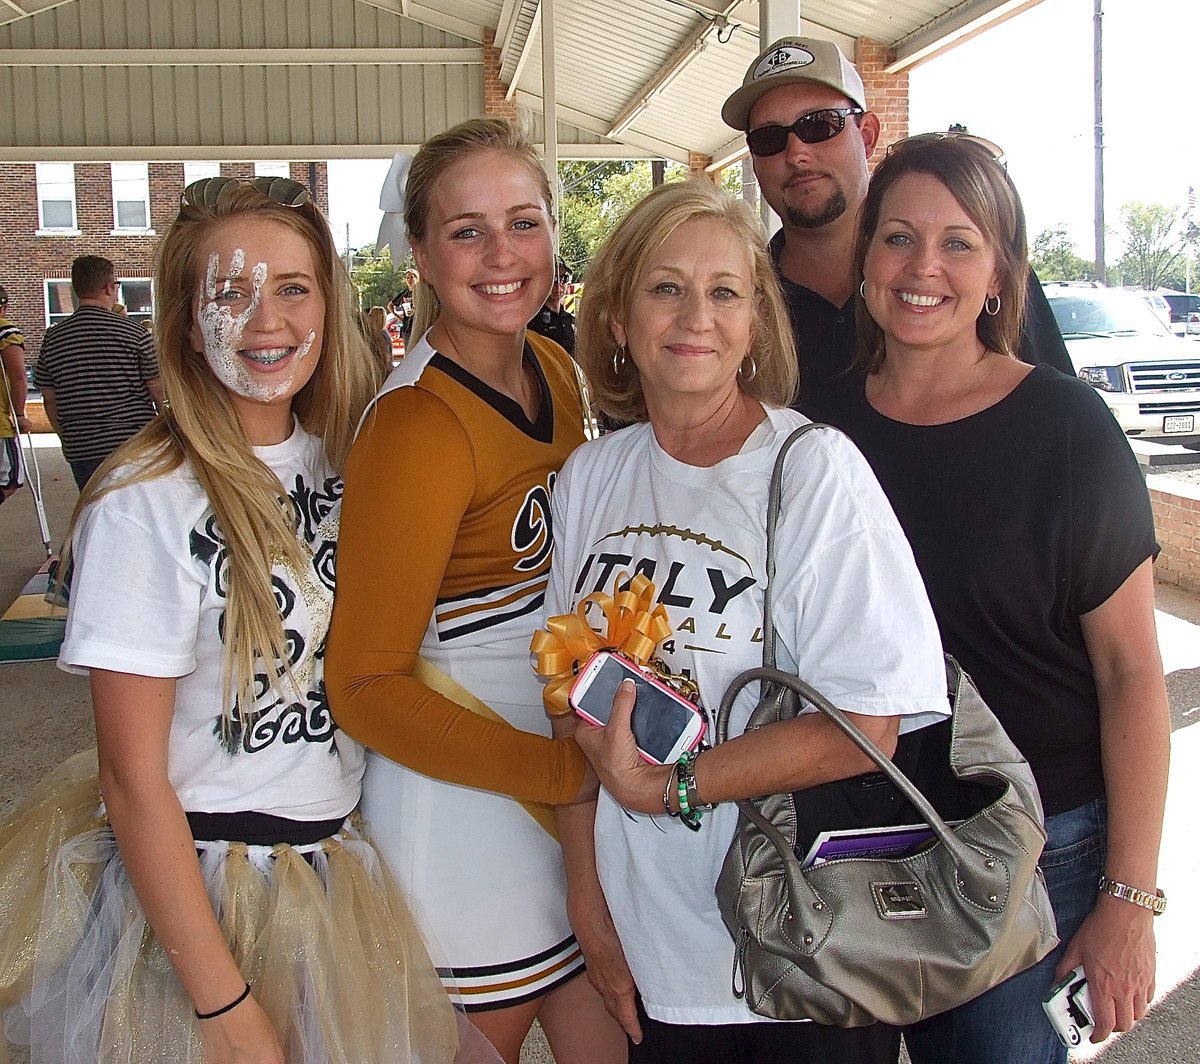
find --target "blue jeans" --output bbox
[905,798,1107,1064]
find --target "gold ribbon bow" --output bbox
[530,573,673,716]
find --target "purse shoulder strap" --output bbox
[761,422,831,673]
[715,420,832,743]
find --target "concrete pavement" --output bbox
[1,434,1197,1063]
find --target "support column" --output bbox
[482,28,517,120]
[760,0,802,46]
[855,38,909,165]
[541,0,559,221]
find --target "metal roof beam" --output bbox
[0,141,661,163]
[356,0,486,42]
[4,46,482,66]
[514,88,691,163]
[503,2,542,98]
[606,1,741,138]
[708,133,747,172]
[888,0,1045,71]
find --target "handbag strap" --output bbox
[717,665,975,867]
[716,421,828,745]
[712,421,988,874]
[761,422,827,676]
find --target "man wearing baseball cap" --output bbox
[722,37,1071,421]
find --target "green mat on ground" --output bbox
[0,560,66,663]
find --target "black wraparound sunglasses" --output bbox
[746,107,865,157]
[181,175,313,209]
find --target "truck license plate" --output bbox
[1163,415,1195,433]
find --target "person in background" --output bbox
[545,177,949,1064]
[362,305,394,374]
[0,284,28,503]
[327,118,625,1064]
[831,135,1169,1064]
[720,36,1074,423]
[0,175,499,1063]
[34,255,165,490]
[528,257,576,357]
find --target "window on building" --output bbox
[36,163,78,231]
[119,279,154,324]
[45,278,154,327]
[45,280,77,327]
[111,163,152,231]
[255,161,291,179]
[184,161,221,184]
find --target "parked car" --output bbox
[1044,284,1200,439]
[1137,290,1174,330]
[1161,292,1200,337]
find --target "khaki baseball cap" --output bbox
[722,37,866,131]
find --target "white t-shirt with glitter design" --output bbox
[60,423,364,821]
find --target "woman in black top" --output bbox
[825,135,1169,1064]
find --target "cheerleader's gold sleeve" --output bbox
[326,333,587,807]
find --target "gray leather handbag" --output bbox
[714,423,1059,1028]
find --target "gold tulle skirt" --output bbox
[0,752,499,1064]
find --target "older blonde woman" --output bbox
[544,179,950,1064]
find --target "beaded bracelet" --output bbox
[662,761,681,819]
[674,751,703,832]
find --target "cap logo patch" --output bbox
[753,45,816,81]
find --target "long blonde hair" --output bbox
[404,118,554,340]
[62,182,381,730]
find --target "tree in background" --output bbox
[1113,202,1186,290]
[558,161,743,279]
[1029,224,1094,282]
[349,244,407,311]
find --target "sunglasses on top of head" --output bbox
[181,175,313,209]
[746,106,865,157]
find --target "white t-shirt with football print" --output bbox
[546,405,950,1025]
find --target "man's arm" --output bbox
[1,343,29,432]
[40,386,62,435]
[147,376,166,412]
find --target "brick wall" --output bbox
[483,28,517,121]
[688,152,715,181]
[1148,476,1200,595]
[2,161,329,361]
[855,37,908,167]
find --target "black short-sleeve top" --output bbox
[824,366,1158,814]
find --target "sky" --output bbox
[327,0,1200,262]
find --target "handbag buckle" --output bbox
[871,881,927,920]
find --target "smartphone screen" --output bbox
[571,652,704,763]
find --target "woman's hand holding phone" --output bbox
[574,680,672,815]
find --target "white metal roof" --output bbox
[0,0,1041,163]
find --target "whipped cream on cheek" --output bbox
[197,251,317,402]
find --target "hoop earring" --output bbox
[859,280,867,300]
[612,347,627,375]
[984,294,1001,317]
[739,354,758,382]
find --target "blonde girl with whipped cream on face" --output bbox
[0,176,500,1064]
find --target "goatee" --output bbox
[786,190,848,230]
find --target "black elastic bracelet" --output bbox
[195,982,252,1020]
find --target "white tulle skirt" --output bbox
[0,752,500,1064]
